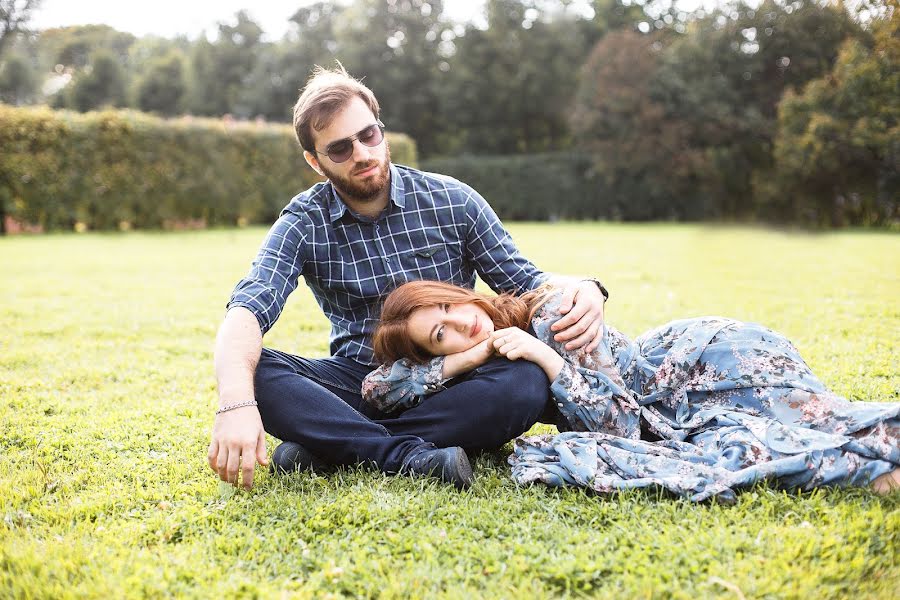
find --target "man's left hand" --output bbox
[550,280,605,352]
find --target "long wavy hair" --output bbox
[373,280,553,364]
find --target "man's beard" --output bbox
[321,144,391,204]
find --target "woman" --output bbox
[363,281,899,502]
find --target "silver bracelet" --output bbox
[215,400,258,415]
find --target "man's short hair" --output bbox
[292,64,380,153]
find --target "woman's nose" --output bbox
[448,315,467,331]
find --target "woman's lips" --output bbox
[471,316,481,338]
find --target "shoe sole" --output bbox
[450,450,474,490]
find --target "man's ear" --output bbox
[304,150,324,177]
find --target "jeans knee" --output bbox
[495,359,550,411]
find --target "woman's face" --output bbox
[407,301,495,356]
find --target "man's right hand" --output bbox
[207,406,268,490]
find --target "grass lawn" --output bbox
[1,223,898,598]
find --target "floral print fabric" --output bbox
[365,292,900,500]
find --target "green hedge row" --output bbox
[420,153,714,222]
[0,105,417,231]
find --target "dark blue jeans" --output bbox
[254,348,552,473]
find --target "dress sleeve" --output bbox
[361,357,450,413]
[532,294,642,439]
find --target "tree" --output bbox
[435,0,593,155]
[66,49,126,111]
[648,0,865,218]
[765,12,898,225]
[240,1,344,122]
[0,0,40,58]
[136,51,187,115]
[0,52,35,104]
[187,10,263,117]
[571,30,705,219]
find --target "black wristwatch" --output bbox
[581,278,609,302]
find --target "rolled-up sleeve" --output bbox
[462,185,548,294]
[226,212,307,334]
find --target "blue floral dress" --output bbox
[362,293,900,502]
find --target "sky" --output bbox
[29,0,721,41]
[30,0,490,41]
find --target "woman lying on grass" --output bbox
[362,281,900,502]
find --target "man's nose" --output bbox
[351,138,372,163]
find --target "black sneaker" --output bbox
[402,446,474,490]
[270,441,316,474]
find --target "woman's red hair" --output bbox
[372,280,552,364]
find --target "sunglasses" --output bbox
[314,120,386,164]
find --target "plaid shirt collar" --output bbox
[327,163,407,224]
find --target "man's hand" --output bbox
[550,280,606,352]
[207,407,268,490]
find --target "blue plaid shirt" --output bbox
[227,163,548,366]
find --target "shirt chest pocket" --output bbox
[400,244,451,280]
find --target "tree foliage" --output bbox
[63,49,126,111]
[765,12,898,225]
[0,51,35,103]
[2,0,895,227]
[135,51,187,115]
[0,0,39,58]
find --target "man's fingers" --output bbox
[216,447,229,482]
[207,440,219,472]
[554,309,594,342]
[241,443,256,490]
[551,300,589,333]
[225,446,241,485]
[256,430,269,467]
[585,322,605,353]
[555,286,577,317]
[564,326,597,351]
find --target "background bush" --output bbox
[0,105,417,231]
[422,152,717,221]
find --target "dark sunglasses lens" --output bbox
[358,125,384,147]
[327,141,353,163]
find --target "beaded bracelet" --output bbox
[215,400,258,415]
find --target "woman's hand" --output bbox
[490,327,564,380]
[441,338,497,379]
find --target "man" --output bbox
[208,65,608,490]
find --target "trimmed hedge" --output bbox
[0,105,417,231]
[421,153,601,221]
[421,153,718,222]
